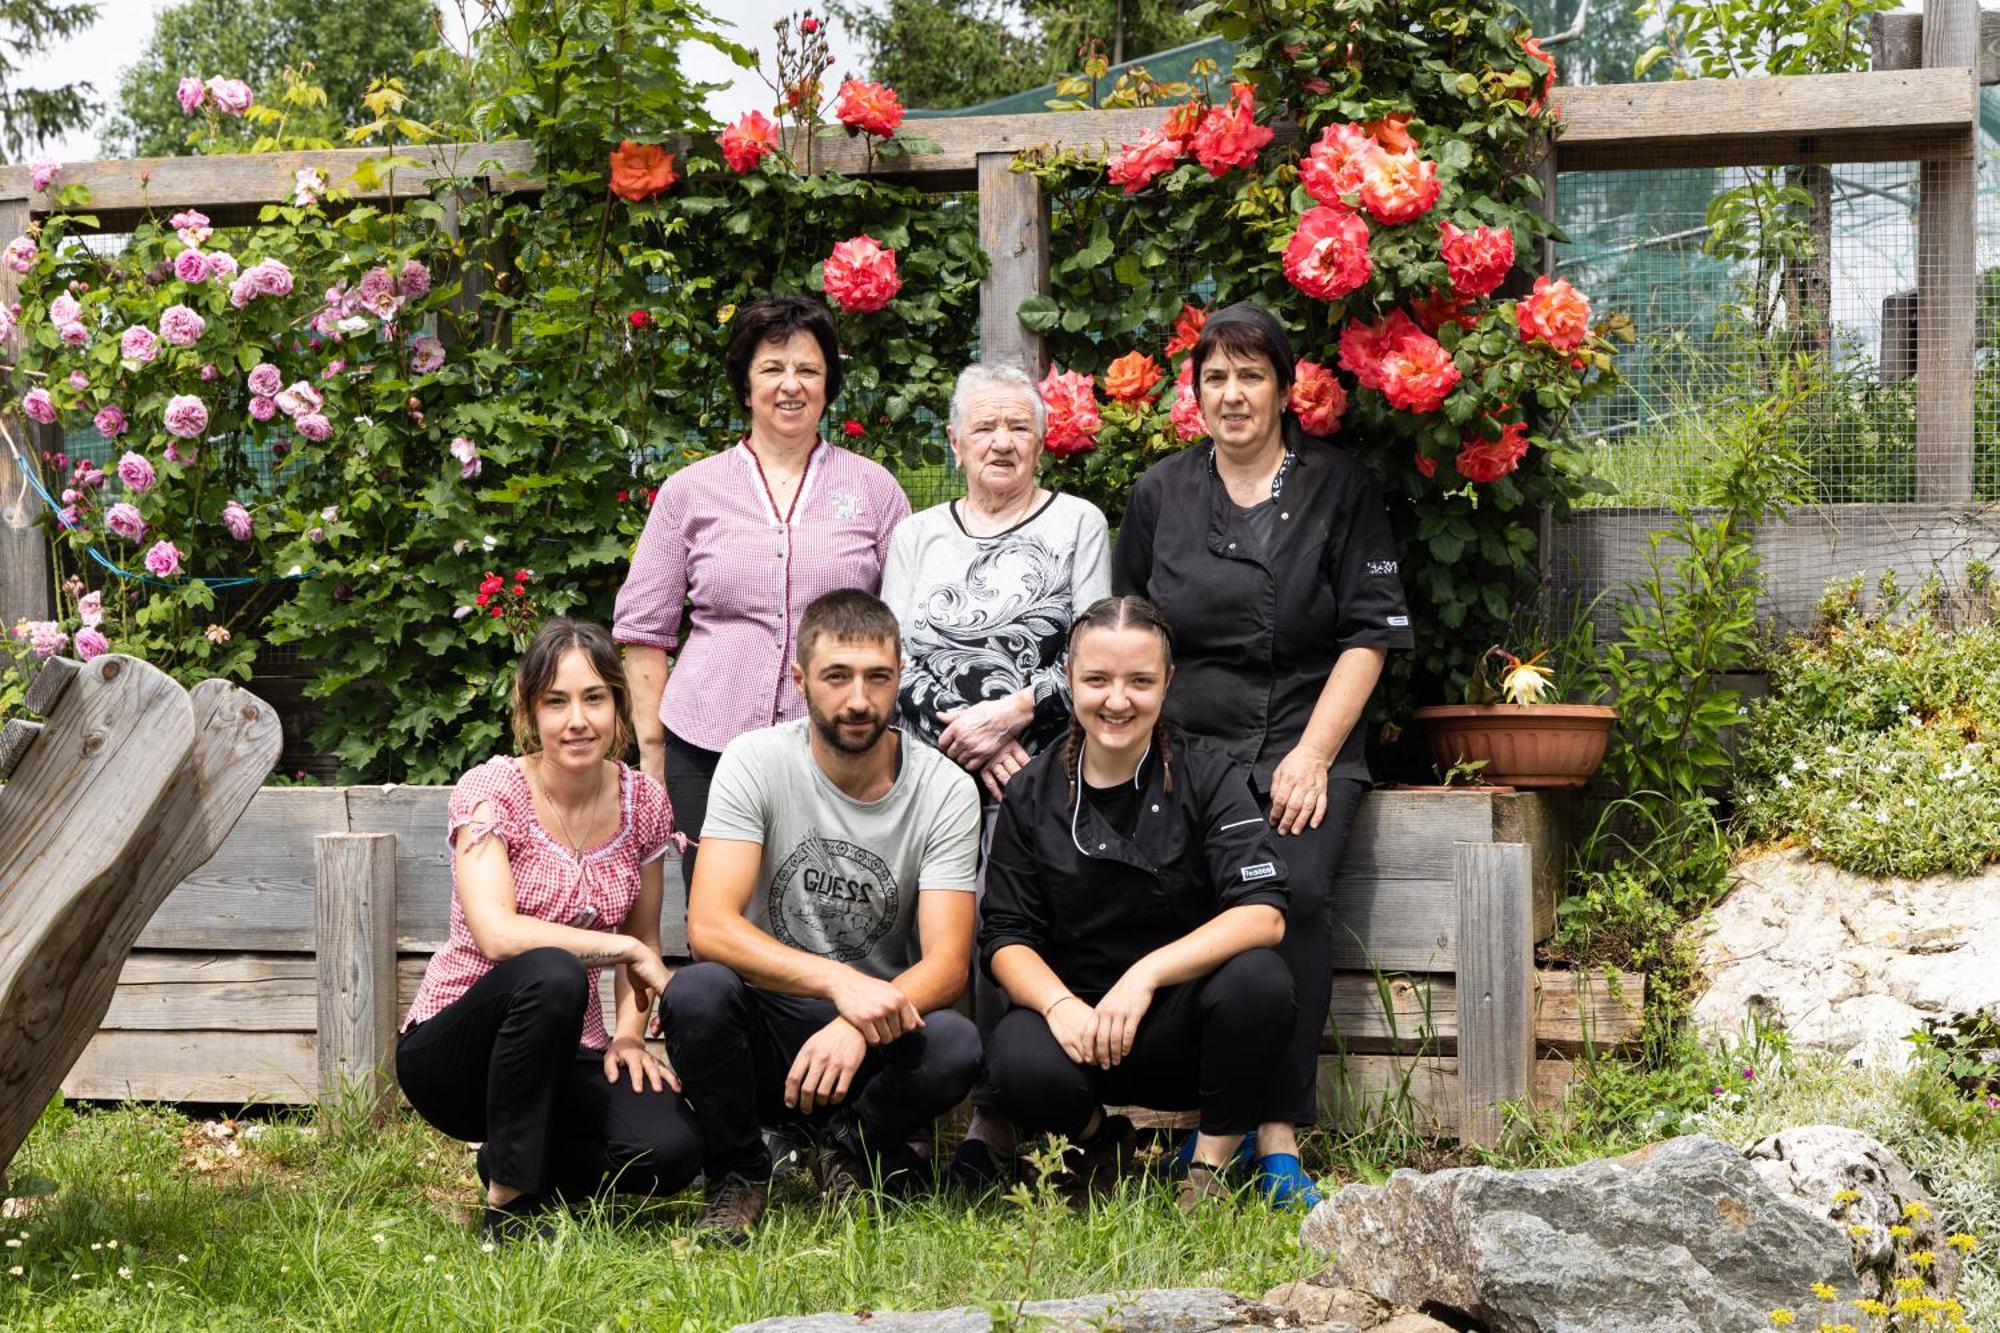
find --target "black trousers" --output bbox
[984,948,1294,1138]
[396,948,704,1201]
[1264,777,1367,1125]
[970,802,1008,1112]
[663,727,723,896]
[661,961,982,1181]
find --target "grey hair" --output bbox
[947,362,1045,439]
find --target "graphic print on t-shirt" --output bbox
[767,834,902,962]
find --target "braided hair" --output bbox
[1063,595,1176,805]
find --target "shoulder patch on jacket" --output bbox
[1239,862,1278,882]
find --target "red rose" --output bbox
[1108,128,1182,194]
[822,235,901,313]
[1439,221,1515,300]
[1162,101,1204,146]
[1039,365,1102,455]
[608,141,677,202]
[1517,274,1592,351]
[1103,350,1165,404]
[1170,377,1207,442]
[843,418,865,437]
[834,78,905,138]
[1300,122,1378,207]
[628,309,651,328]
[1289,358,1348,436]
[1357,149,1440,226]
[720,110,780,173]
[491,606,504,618]
[801,16,820,32]
[1520,36,1558,116]
[1455,419,1531,482]
[514,569,530,581]
[1165,303,1207,359]
[1409,287,1479,334]
[1189,83,1273,176]
[616,490,629,502]
[1340,310,1460,412]
[1283,204,1373,301]
[1414,450,1437,480]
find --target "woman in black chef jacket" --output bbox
[1111,302,1412,1209]
[978,595,1296,1211]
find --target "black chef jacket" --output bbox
[1112,438,1414,790]
[979,726,1290,1000]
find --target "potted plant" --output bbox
[1411,646,1617,789]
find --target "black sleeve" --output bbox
[1110,472,1157,599]
[977,785,1052,981]
[1326,468,1415,651]
[1194,749,1291,914]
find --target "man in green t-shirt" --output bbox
[662,590,982,1245]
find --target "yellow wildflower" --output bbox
[1944,1233,1977,1253]
[1902,1200,1933,1222]
[1857,1300,1888,1318]
[1909,1249,1936,1271]
[1888,1224,1915,1241]
[1833,1189,1863,1205]
[1849,1224,1873,1238]
[1770,1311,1796,1327]
[1811,1283,1838,1302]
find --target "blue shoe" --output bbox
[1253,1152,1323,1210]
[1172,1127,1257,1175]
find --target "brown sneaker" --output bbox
[1060,1114,1136,1204]
[694,1171,768,1247]
[813,1131,868,1208]
[1175,1162,1232,1214]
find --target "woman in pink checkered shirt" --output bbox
[614,295,910,895]
[397,618,699,1242]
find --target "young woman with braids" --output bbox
[977,596,1297,1210]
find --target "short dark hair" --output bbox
[724,294,845,409]
[512,617,633,759]
[795,589,900,668]
[1189,300,1297,403]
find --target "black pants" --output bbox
[396,948,704,1201]
[661,961,982,1181]
[663,727,723,896]
[984,948,1294,1138]
[1264,777,1367,1125]
[970,802,1008,1112]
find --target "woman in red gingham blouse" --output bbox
[614,294,909,897]
[397,618,702,1242]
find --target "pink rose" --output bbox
[159,304,205,347]
[78,590,103,627]
[450,435,483,479]
[200,362,218,381]
[68,370,89,390]
[0,304,14,341]
[221,500,253,542]
[248,394,277,422]
[49,292,79,324]
[1038,365,1102,456]
[74,461,104,490]
[1282,205,1372,301]
[120,324,158,364]
[292,168,324,207]
[58,322,89,346]
[174,249,212,283]
[1289,358,1348,437]
[21,388,56,424]
[1357,150,1440,226]
[833,79,905,138]
[1170,380,1207,442]
[165,440,198,466]
[207,251,237,281]
[1455,419,1531,482]
[163,394,209,439]
[170,210,212,246]
[295,413,332,442]
[821,235,901,313]
[320,358,345,380]
[356,266,395,308]
[117,451,157,493]
[1439,221,1515,300]
[29,156,60,192]
[106,502,147,541]
[253,258,293,297]
[246,362,282,397]
[5,236,39,273]
[274,381,322,417]
[398,259,431,299]
[410,336,446,375]
[1300,123,1379,208]
[720,110,779,173]
[22,621,67,659]
[1517,274,1593,352]
[1107,128,1182,193]
[206,77,253,115]
[94,405,128,439]
[176,76,206,114]
[1189,83,1273,176]
[74,626,109,661]
[144,539,184,578]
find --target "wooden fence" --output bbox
[61,784,1636,1145]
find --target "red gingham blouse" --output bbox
[611,439,910,753]
[401,756,680,1051]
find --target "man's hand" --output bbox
[826,970,923,1044]
[785,1017,867,1113]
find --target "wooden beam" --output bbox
[1453,841,1535,1147]
[63,1029,316,1103]
[977,153,1051,377]
[1873,8,2000,83]
[0,198,53,633]
[314,832,398,1113]
[1550,69,1976,171]
[1918,0,1979,503]
[1323,968,1644,1056]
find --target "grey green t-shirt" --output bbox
[702,718,982,980]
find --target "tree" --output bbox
[0,0,99,159]
[99,0,458,157]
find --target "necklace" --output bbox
[529,755,608,857]
[747,438,815,525]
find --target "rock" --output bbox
[1370,1318,1458,1333]
[1694,849,2000,1065]
[1260,1281,1391,1327]
[727,1288,1354,1332]
[1299,1134,1853,1332]
[1744,1124,1961,1299]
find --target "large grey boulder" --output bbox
[1298,1135,1853,1332]
[727,1287,1359,1332]
[1694,849,2000,1065]
[1745,1124,1960,1299]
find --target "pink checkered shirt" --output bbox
[612,439,910,753]
[401,757,678,1051]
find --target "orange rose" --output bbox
[1357,149,1439,226]
[1165,303,1208,358]
[1103,350,1165,404]
[609,141,678,202]
[834,78,905,138]
[1517,274,1592,351]
[1362,114,1416,153]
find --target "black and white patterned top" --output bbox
[880,491,1113,760]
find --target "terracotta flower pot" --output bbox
[1410,703,1618,789]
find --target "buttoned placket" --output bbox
[1204,460,1285,768]
[743,440,823,725]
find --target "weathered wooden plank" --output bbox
[1454,842,1535,1148]
[0,198,52,635]
[1310,1052,1585,1137]
[1873,8,2000,84]
[1492,791,1568,942]
[1551,69,1976,172]
[977,153,1050,376]
[61,1030,317,1104]
[1918,0,1979,503]
[23,655,79,716]
[0,721,42,782]
[102,953,319,1030]
[1323,968,1645,1055]
[344,786,454,949]
[315,833,398,1110]
[1547,504,2000,639]
[135,788,349,949]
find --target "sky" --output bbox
[18,0,862,166]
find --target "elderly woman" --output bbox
[879,360,1112,1185]
[615,294,911,894]
[1112,302,1412,1209]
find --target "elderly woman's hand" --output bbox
[936,692,1033,770]
[1268,743,1331,835]
[978,740,1034,801]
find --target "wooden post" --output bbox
[314,833,398,1114]
[0,197,54,633]
[1454,841,1535,1147]
[976,152,1050,376]
[1917,0,1978,503]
